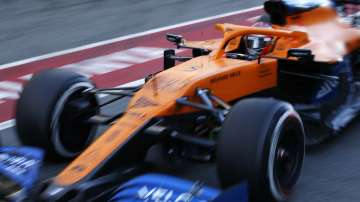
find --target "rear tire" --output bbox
[217,98,305,201]
[16,69,99,160]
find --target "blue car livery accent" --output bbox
[0,147,43,190]
[110,174,220,202]
[110,173,248,202]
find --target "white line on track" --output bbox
[0,5,262,70]
[60,47,167,77]
[0,81,23,92]
[0,119,15,131]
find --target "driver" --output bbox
[225,34,274,57]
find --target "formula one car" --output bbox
[14,0,360,201]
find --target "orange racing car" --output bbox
[14,0,360,201]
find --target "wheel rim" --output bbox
[268,110,304,201]
[274,126,303,196]
[51,82,98,158]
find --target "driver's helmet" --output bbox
[244,35,274,55]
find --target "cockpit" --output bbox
[224,34,276,61]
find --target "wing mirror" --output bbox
[166,34,184,48]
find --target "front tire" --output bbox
[16,69,99,159]
[217,98,305,201]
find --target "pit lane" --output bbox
[1,1,360,201]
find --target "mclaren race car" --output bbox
[13,0,360,201]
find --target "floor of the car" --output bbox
[145,144,221,188]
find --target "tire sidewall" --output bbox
[266,109,305,201]
[16,69,98,159]
[50,81,96,158]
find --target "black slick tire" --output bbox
[16,69,98,160]
[217,98,305,202]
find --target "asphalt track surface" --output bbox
[1,1,360,201]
